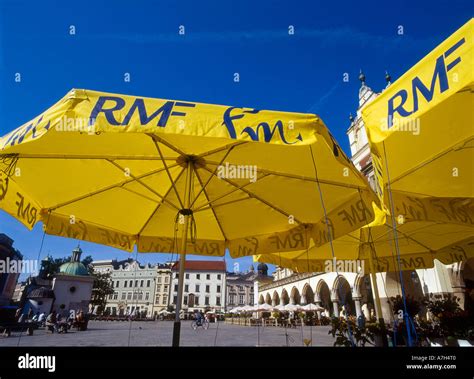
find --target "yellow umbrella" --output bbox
[0,88,376,345]
[255,217,474,273]
[362,18,474,210]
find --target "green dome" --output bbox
[58,261,89,276]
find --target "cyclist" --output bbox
[195,311,203,327]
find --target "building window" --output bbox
[229,294,235,305]
[133,292,137,300]
[164,285,169,292]
[196,274,200,280]
[163,296,168,305]
[239,295,244,305]
[157,277,162,284]
[140,280,144,287]
[217,274,221,280]
[184,296,188,305]
[175,273,179,279]
[165,277,169,283]
[135,280,139,287]
[147,280,151,287]
[205,297,210,305]
[205,285,210,293]
[194,297,199,306]
[121,293,126,300]
[116,281,120,288]
[113,292,118,300]
[195,284,200,292]
[206,274,210,280]
[124,281,128,288]
[173,296,177,304]
[127,292,132,300]
[129,280,133,287]
[185,273,189,279]
[250,295,254,304]
[174,284,178,292]
[155,295,161,304]
[157,285,161,292]
[217,285,221,293]
[185,284,189,292]
[216,297,221,306]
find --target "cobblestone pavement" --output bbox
[0,321,334,347]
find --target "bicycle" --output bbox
[191,319,209,330]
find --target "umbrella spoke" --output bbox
[136,167,187,236]
[192,172,270,212]
[46,161,182,211]
[189,144,241,209]
[200,166,304,224]
[107,159,181,210]
[149,136,185,209]
[194,169,227,240]
[204,160,365,190]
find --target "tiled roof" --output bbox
[171,260,226,272]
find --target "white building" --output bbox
[258,72,474,322]
[91,258,159,317]
[152,264,172,315]
[171,260,226,312]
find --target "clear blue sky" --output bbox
[0,0,472,275]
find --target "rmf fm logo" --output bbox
[387,37,465,128]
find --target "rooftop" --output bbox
[171,260,226,272]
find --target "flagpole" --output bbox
[172,158,193,347]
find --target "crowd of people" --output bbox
[15,308,88,333]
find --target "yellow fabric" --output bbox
[362,19,474,205]
[255,221,474,273]
[0,89,377,255]
[256,197,474,272]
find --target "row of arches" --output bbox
[258,275,374,317]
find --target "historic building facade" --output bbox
[258,72,474,321]
[92,258,160,317]
[170,260,226,312]
[226,265,258,310]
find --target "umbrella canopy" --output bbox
[0,89,377,346]
[284,304,299,312]
[273,304,286,312]
[255,212,474,273]
[240,305,255,312]
[229,307,242,314]
[0,89,376,256]
[255,303,274,312]
[362,19,473,211]
[301,303,325,312]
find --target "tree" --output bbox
[90,269,114,315]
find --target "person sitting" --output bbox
[45,310,57,333]
[38,312,46,325]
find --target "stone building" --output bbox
[92,258,159,317]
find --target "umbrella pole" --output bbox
[368,247,388,347]
[172,160,193,347]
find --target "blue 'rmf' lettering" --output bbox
[387,55,449,127]
[88,96,196,127]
